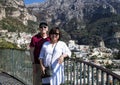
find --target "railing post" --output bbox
[80,62,82,85]
[73,59,76,85]
[65,58,69,84]
[101,71,104,85]
[106,74,110,85]
[76,62,79,85]
[96,68,99,85]
[83,63,86,84]
[70,59,73,85]
[87,65,90,85]
[113,78,117,85]
[92,67,94,85]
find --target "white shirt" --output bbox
[39,41,71,85]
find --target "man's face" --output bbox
[39,26,48,33]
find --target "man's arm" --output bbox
[30,47,35,64]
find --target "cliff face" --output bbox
[0,0,37,25]
[26,0,120,48]
[27,0,120,24]
[0,4,6,20]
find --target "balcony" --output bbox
[0,48,120,85]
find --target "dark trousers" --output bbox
[42,84,50,85]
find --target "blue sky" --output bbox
[24,0,46,4]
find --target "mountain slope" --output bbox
[26,0,120,48]
[0,0,39,33]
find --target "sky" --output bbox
[24,0,46,4]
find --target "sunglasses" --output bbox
[51,33,59,35]
[40,26,47,28]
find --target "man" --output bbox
[30,22,50,85]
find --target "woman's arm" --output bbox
[39,59,45,74]
[39,43,46,74]
[58,54,68,64]
[58,42,71,64]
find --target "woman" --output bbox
[39,27,71,85]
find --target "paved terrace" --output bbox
[0,72,25,85]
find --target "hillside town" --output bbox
[0,29,120,76]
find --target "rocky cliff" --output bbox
[0,0,36,25]
[26,0,120,48]
[27,0,120,24]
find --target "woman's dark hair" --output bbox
[49,27,61,40]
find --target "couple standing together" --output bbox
[30,22,71,85]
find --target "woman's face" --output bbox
[50,30,60,43]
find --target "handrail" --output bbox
[76,58,120,80]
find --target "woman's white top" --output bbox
[39,41,71,85]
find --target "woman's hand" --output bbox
[58,55,64,64]
[41,65,45,75]
[58,54,68,64]
[39,59,45,75]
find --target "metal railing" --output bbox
[64,58,120,85]
[0,48,120,85]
